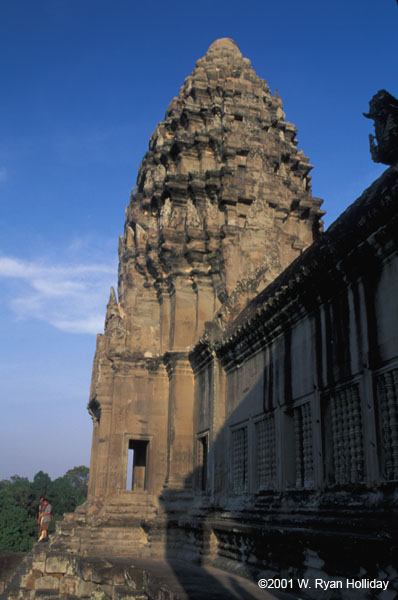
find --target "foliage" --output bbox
[64,465,89,496]
[32,471,52,499]
[0,466,89,553]
[0,495,37,552]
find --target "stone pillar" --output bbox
[164,353,195,489]
[87,418,99,499]
[91,403,113,499]
[357,279,380,484]
[196,279,219,342]
[172,279,198,350]
[210,356,227,497]
[311,310,324,488]
[159,285,173,354]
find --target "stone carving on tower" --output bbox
[364,89,398,167]
[86,38,324,512]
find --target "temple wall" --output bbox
[191,166,397,500]
[88,359,170,502]
[106,362,170,497]
[182,168,398,590]
[193,247,398,502]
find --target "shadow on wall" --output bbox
[158,158,397,595]
[157,229,397,595]
[157,366,281,598]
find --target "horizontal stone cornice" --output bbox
[163,351,192,378]
[189,339,214,375]
[110,355,166,376]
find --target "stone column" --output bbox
[172,279,198,350]
[210,355,227,497]
[164,353,195,490]
[87,418,99,499]
[357,279,380,484]
[91,402,113,499]
[159,285,173,354]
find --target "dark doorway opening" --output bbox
[127,439,149,491]
[198,435,208,491]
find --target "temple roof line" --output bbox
[210,166,397,360]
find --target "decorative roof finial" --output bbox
[364,90,398,166]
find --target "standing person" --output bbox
[38,498,52,542]
[37,497,45,541]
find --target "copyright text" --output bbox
[257,578,390,591]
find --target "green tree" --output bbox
[64,465,89,497]
[0,494,36,551]
[9,475,29,484]
[1,476,34,514]
[0,466,89,552]
[32,471,52,499]
[50,477,83,518]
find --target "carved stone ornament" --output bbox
[364,89,398,166]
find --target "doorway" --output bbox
[126,439,149,491]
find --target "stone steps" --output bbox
[50,518,153,560]
[0,550,152,599]
[0,552,26,594]
[1,549,290,600]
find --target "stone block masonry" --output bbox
[2,40,397,599]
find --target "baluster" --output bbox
[385,371,398,480]
[303,403,313,488]
[351,386,363,482]
[294,408,302,487]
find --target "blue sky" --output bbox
[1,0,397,481]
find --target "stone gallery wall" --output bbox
[191,166,398,502]
[185,165,398,586]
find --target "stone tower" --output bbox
[2,46,397,600]
[86,39,324,513]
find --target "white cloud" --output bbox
[51,316,106,335]
[0,254,117,334]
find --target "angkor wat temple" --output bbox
[2,38,397,600]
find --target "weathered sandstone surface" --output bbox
[2,42,397,600]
